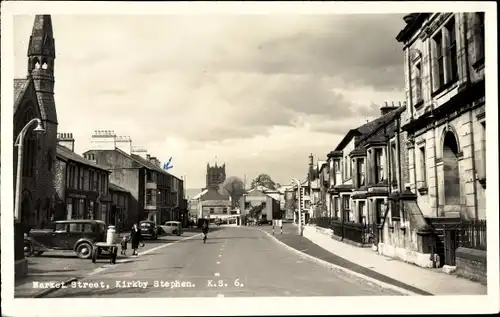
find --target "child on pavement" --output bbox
[120,235,130,255]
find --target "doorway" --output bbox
[443,131,461,208]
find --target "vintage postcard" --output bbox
[1,1,498,316]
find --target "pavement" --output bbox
[257,223,487,296]
[14,229,203,298]
[19,226,404,298]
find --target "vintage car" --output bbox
[24,219,107,259]
[161,221,183,236]
[138,220,158,239]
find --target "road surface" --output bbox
[43,226,402,297]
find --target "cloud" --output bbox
[13,13,407,188]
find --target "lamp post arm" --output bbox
[15,118,41,146]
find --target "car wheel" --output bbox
[76,242,93,259]
[33,251,44,256]
[24,241,34,257]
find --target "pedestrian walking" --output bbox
[130,223,142,256]
[120,235,130,255]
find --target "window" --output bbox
[432,16,459,92]
[82,223,94,233]
[374,149,384,183]
[358,201,365,224]
[478,122,486,183]
[146,189,156,206]
[80,168,85,190]
[445,18,458,83]
[432,31,445,89]
[55,223,67,232]
[334,197,340,218]
[69,223,82,232]
[474,12,485,64]
[147,170,154,183]
[209,208,215,214]
[342,195,350,210]
[391,143,397,184]
[222,207,228,213]
[334,160,340,173]
[244,202,250,209]
[375,200,384,224]
[357,159,365,187]
[419,146,427,186]
[262,202,267,208]
[414,62,423,103]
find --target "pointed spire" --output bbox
[27,15,55,58]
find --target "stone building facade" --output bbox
[83,130,186,225]
[109,183,132,230]
[376,12,486,269]
[397,13,486,221]
[13,15,59,228]
[54,133,112,223]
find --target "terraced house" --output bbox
[312,12,486,284]
[392,12,486,282]
[83,131,187,226]
[54,133,112,223]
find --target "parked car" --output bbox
[24,219,107,259]
[162,221,183,236]
[139,220,158,239]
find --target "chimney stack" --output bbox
[380,100,400,116]
[90,130,116,151]
[116,136,132,155]
[131,146,148,160]
[57,132,75,152]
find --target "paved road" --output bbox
[15,230,201,297]
[43,226,402,297]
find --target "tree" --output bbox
[218,176,245,207]
[250,174,277,190]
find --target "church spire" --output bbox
[27,14,58,124]
[27,15,55,59]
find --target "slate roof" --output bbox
[108,183,130,193]
[200,187,229,201]
[56,145,110,172]
[13,78,33,114]
[334,106,405,151]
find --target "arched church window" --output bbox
[42,62,48,70]
[35,62,41,69]
[21,108,37,177]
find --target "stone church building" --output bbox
[13,15,58,227]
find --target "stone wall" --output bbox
[455,247,487,285]
[53,158,67,203]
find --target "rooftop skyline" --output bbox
[13,13,406,189]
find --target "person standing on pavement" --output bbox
[130,223,142,256]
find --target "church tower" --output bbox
[206,162,226,190]
[27,15,58,219]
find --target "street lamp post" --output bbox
[291,178,302,236]
[14,118,45,223]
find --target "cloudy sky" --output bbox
[14,13,407,189]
